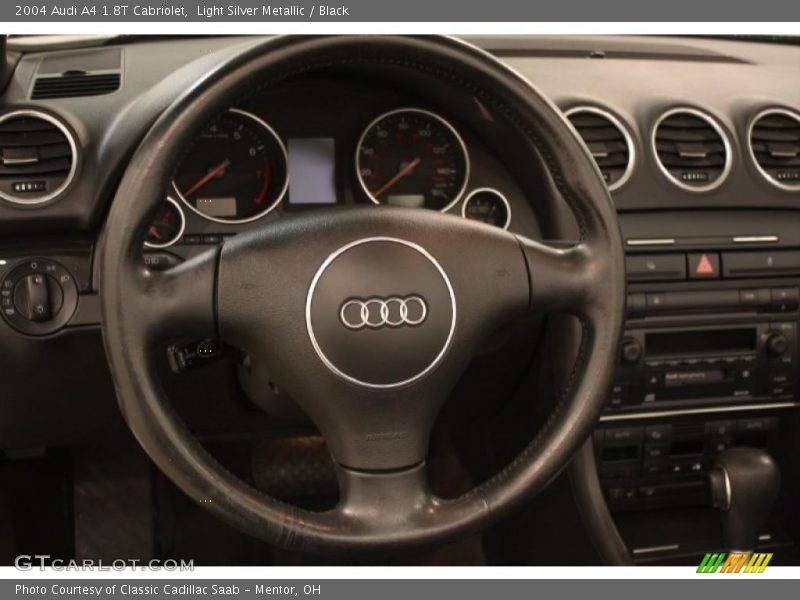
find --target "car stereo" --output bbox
[610,320,796,412]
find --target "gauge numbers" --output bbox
[173,109,288,224]
[461,188,511,230]
[356,109,469,212]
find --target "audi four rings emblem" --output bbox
[339,296,428,330]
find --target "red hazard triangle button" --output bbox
[688,252,720,279]
[696,254,715,274]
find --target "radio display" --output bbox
[645,328,756,357]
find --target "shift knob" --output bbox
[709,447,781,551]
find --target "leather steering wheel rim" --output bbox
[100,35,625,554]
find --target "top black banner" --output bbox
[5,0,800,22]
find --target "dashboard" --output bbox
[1,34,800,564]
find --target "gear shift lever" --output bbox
[708,447,781,551]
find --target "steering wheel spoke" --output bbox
[335,462,434,526]
[134,248,219,342]
[519,238,601,317]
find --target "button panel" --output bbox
[627,286,798,316]
[626,254,686,282]
[178,233,236,246]
[597,414,780,510]
[615,244,799,513]
[721,250,800,278]
[625,250,800,282]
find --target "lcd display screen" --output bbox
[387,194,425,208]
[195,197,238,218]
[645,328,756,357]
[288,138,337,205]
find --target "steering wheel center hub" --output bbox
[305,237,456,389]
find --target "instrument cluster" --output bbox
[145,101,519,251]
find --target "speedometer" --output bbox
[356,108,469,212]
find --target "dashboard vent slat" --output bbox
[0,127,70,147]
[31,73,120,100]
[653,109,731,192]
[0,117,59,133]
[656,141,725,156]
[566,107,634,191]
[749,109,800,190]
[658,155,727,169]
[0,110,77,205]
[752,128,800,143]
[753,154,800,168]
[655,128,723,144]
[0,157,72,177]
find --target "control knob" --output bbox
[13,273,64,321]
[765,331,788,357]
[620,337,643,365]
[1,258,78,335]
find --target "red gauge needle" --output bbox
[372,157,421,199]
[181,159,231,198]
[147,226,162,240]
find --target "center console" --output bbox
[594,211,800,561]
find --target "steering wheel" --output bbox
[100,35,625,554]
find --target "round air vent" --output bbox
[748,108,800,191]
[0,109,78,206]
[652,108,731,192]
[565,106,635,191]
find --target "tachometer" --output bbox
[356,108,469,212]
[173,109,288,224]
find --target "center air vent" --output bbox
[748,108,800,191]
[565,106,635,191]
[0,110,77,206]
[652,108,731,192]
